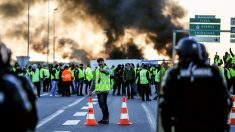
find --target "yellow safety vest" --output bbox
[95,66,110,92]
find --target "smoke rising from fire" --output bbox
[0,0,186,63]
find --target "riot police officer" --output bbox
[0,43,38,131]
[158,38,232,132]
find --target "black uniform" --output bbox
[158,38,232,132]
[0,43,38,131]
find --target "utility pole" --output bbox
[53,8,58,63]
[47,0,50,64]
[27,0,30,57]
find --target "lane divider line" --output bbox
[37,96,86,128]
[36,109,64,128]
[141,103,156,132]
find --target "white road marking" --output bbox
[36,110,64,128]
[37,96,86,128]
[141,103,156,132]
[73,112,87,116]
[81,106,88,109]
[62,120,80,125]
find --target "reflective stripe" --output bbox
[120,113,129,119]
[122,102,127,108]
[87,114,95,119]
[88,103,93,108]
[230,113,235,118]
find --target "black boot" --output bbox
[101,118,109,124]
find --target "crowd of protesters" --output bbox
[214,48,235,94]
[12,61,169,101]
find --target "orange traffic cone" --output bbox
[118,96,132,125]
[229,95,235,125]
[84,96,97,126]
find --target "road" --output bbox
[35,92,235,132]
[35,92,157,132]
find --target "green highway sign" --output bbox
[190,24,220,30]
[190,18,221,23]
[189,30,220,36]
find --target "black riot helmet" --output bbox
[175,38,200,61]
[0,42,11,71]
[198,43,209,61]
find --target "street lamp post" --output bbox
[53,8,58,63]
[47,0,50,64]
[27,0,30,57]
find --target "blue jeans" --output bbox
[50,80,58,96]
[97,92,109,119]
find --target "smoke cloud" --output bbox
[58,38,90,63]
[58,0,186,58]
[0,0,187,63]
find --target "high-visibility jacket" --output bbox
[43,68,50,78]
[229,68,235,78]
[85,67,93,81]
[139,69,149,85]
[55,69,60,80]
[31,68,40,83]
[69,68,75,80]
[221,68,231,79]
[78,68,85,79]
[40,68,44,79]
[155,69,161,83]
[233,56,235,64]
[62,69,72,82]
[95,66,110,92]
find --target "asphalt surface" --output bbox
[35,92,157,132]
[35,91,235,132]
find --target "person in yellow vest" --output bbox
[89,58,111,124]
[138,64,151,101]
[85,64,93,95]
[69,63,76,94]
[30,64,41,97]
[77,63,85,96]
[42,64,50,92]
[153,64,161,100]
[61,64,72,96]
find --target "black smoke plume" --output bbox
[58,38,90,63]
[58,0,186,58]
[0,0,187,62]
